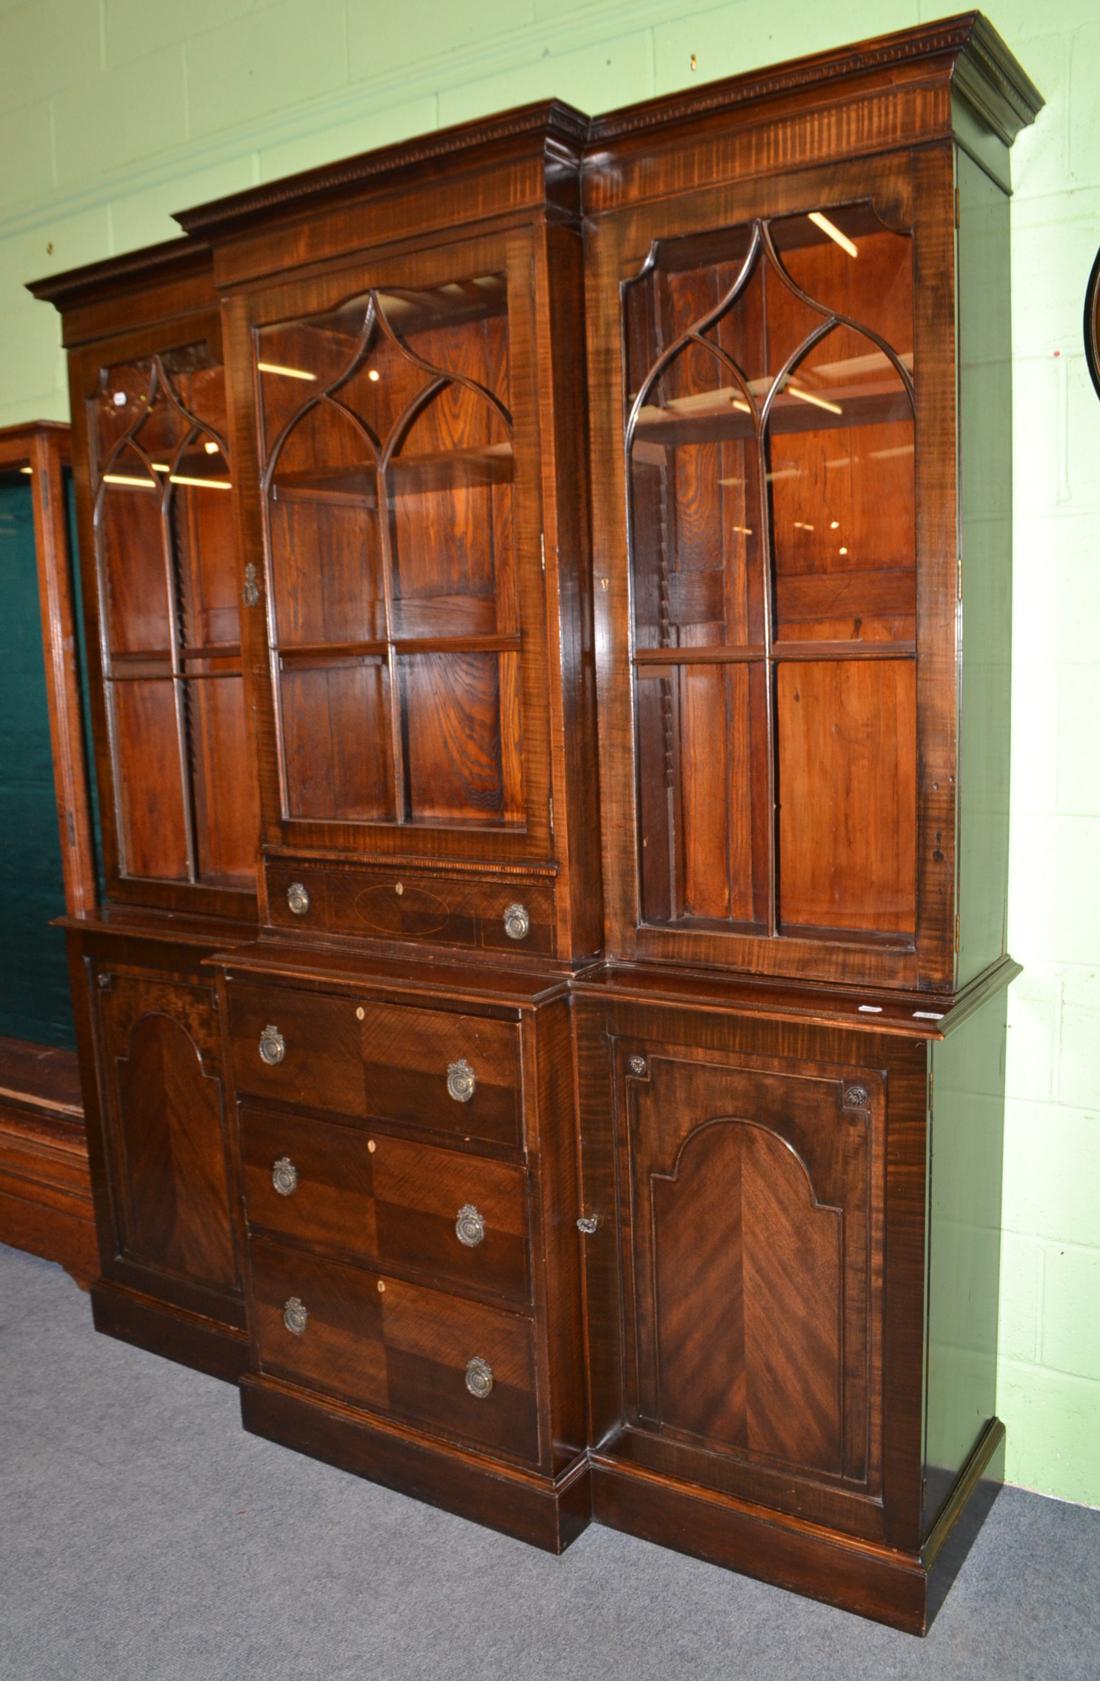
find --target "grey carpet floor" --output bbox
[1,1242,1097,1681]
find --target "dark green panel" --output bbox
[0,471,74,1045]
[67,470,103,902]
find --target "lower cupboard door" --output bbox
[93,967,241,1313]
[615,1045,885,1507]
[250,1237,540,1464]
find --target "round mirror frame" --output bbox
[1085,246,1100,399]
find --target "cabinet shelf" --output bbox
[632,383,911,449]
[633,639,915,669]
[271,442,514,506]
[276,632,521,666]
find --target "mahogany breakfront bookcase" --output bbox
[30,15,1040,1633]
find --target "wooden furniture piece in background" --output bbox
[0,421,94,1285]
[28,14,1038,1633]
[0,1035,94,1286]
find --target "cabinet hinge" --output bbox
[539,532,546,573]
[957,554,963,601]
[548,793,554,834]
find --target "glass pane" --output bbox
[161,344,229,442]
[634,661,769,930]
[769,328,914,644]
[90,342,252,893]
[777,659,916,937]
[625,200,918,945]
[770,204,913,360]
[259,272,517,831]
[626,229,765,655]
[110,680,188,880]
[388,385,513,639]
[399,651,520,826]
[268,404,385,647]
[171,435,238,652]
[90,359,155,455]
[186,672,258,888]
[97,445,168,657]
[279,659,394,822]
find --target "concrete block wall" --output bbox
[0,0,1096,1504]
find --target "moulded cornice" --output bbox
[175,101,589,243]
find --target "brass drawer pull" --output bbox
[272,1156,298,1197]
[282,1296,308,1336]
[446,1058,476,1103]
[465,1355,493,1399]
[259,1024,286,1066]
[286,881,311,916]
[503,902,530,941]
[455,1204,485,1248]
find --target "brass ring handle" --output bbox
[465,1355,493,1399]
[446,1058,476,1103]
[272,1156,298,1197]
[286,881,311,916]
[259,1024,286,1066]
[503,902,530,941]
[282,1296,308,1336]
[455,1204,485,1248]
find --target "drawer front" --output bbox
[228,983,363,1112]
[266,860,555,956]
[240,1107,531,1304]
[227,982,523,1148]
[251,1238,539,1462]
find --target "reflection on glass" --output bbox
[257,274,522,830]
[624,203,916,942]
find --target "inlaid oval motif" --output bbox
[352,882,452,936]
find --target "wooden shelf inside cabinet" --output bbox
[270,444,514,506]
[633,640,915,667]
[631,383,912,447]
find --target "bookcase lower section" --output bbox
[591,1418,1006,1637]
[240,1372,593,1553]
[238,1376,1003,1634]
[68,932,1014,1634]
[90,1278,249,1384]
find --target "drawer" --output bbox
[251,1237,539,1463]
[240,1106,531,1305]
[226,982,523,1149]
[266,860,555,956]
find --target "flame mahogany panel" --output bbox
[620,1048,882,1497]
[93,970,239,1300]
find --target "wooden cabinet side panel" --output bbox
[955,148,1013,989]
[924,990,1007,1533]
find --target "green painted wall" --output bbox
[0,0,1096,1506]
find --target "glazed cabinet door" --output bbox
[88,963,242,1322]
[580,1013,905,1543]
[587,148,958,988]
[226,231,554,882]
[70,315,259,919]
